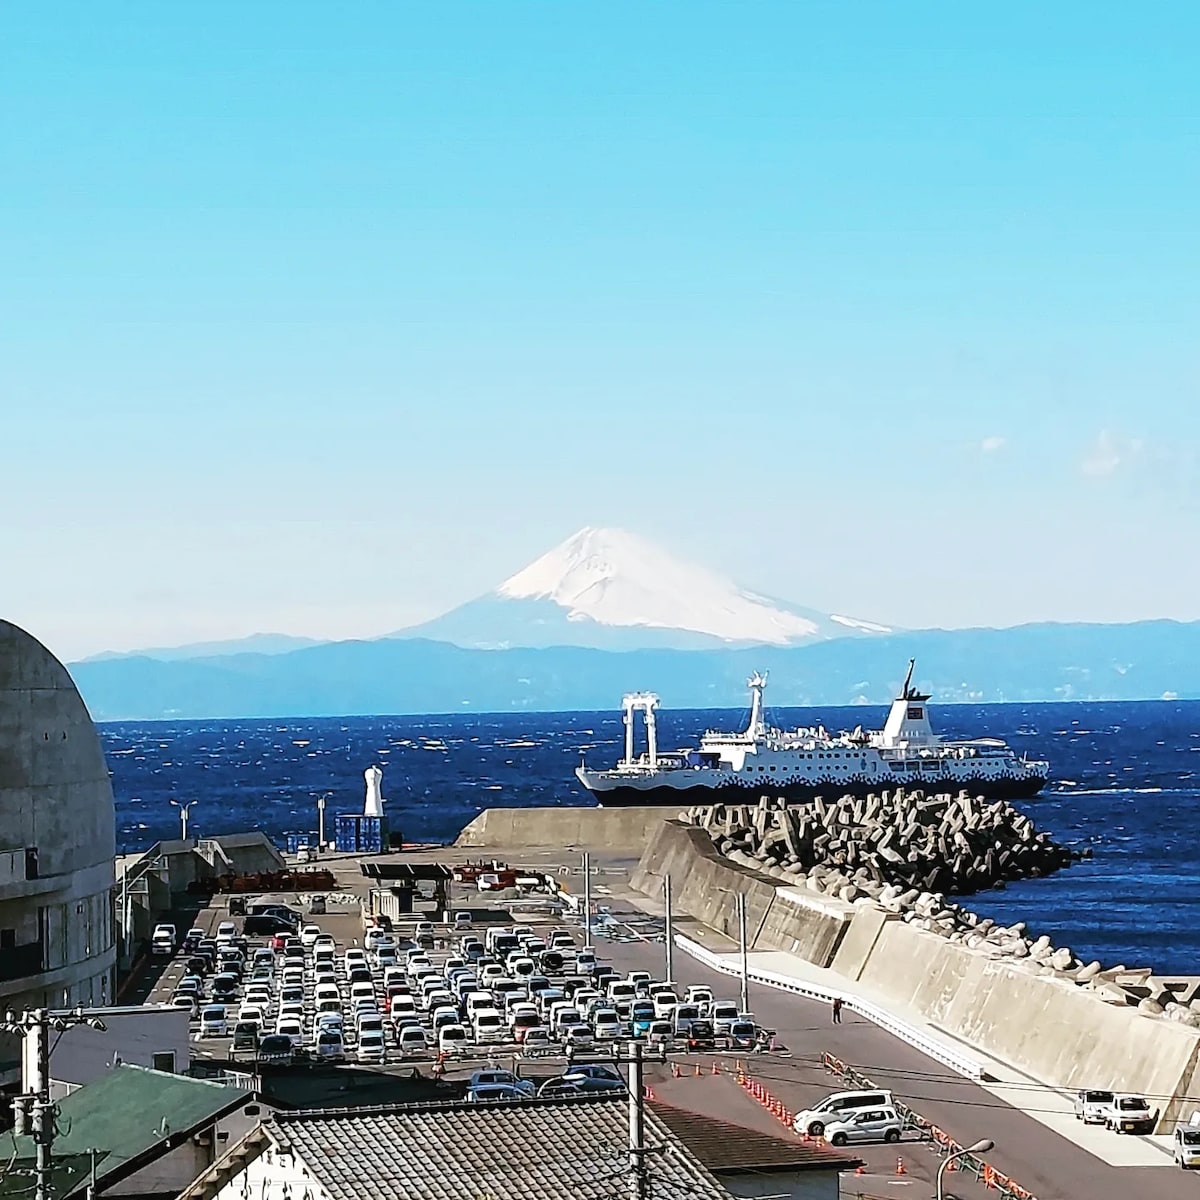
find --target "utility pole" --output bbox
[663,874,674,983]
[4,1008,108,1200]
[582,851,592,950]
[736,892,749,1013]
[626,1040,646,1200]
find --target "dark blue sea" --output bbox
[100,701,1200,976]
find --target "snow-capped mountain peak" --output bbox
[495,527,817,644]
[395,526,892,650]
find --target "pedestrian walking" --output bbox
[831,997,843,1024]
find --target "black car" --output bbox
[687,1020,716,1050]
[249,903,303,924]
[185,955,211,977]
[244,913,297,936]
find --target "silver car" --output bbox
[824,1107,904,1147]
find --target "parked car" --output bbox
[357,1030,388,1063]
[231,1022,259,1053]
[257,1034,294,1066]
[469,1069,534,1096]
[824,1107,904,1146]
[1175,1125,1200,1169]
[151,924,176,956]
[792,1091,895,1138]
[1103,1094,1158,1134]
[1073,1089,1115,1124]
[560,1063,625,1093]
[468,1083,532,1102]
[244,914,297,936]
[438,1024,470,1056]
[199,1005,227,1038]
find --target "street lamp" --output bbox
[937,1138,995,1200]
[170,798,197,840]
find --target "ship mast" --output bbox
[744,672,767,739]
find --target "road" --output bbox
[599,928,1198,1200]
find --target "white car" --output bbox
[215,921,237,943]
[793,1091,896,1138]
[593,1009,622,1039]
[275,1017,304,1049]
[474,1009,505,1043]
[300,924,323,947]
[151,924,176,956]
[1175,1126,1200,1169]
[357,1030,388,1063]
[397,1025,427,1057]
[438,1024,470,1055]
[199,1005,228,1038]
[824,1108,904,1146]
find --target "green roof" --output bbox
[5,1066,251,1196]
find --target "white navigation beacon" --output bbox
[363,764,385,817]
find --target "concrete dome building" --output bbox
[0,620,116,1011]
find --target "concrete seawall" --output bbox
[454,805,675,851]
[632,819,854,966]
[633,818,1200,1130]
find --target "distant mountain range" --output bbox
[63,528,1200,719]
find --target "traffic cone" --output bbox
[946,1156,957,1173]
[854,1165,865,1176]
[693,1063,702,1078]
[896,1157,906,1176]
[671,1061,681,1078]
[645,1085,656,1101]
[711,1060,720,1076]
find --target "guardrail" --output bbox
[673,934,986,1082]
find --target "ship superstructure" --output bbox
[575,661,1049,807]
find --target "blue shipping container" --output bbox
[334,815,388,854]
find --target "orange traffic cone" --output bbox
[896,1157,906,1176]
[693,1063,702,1078]
[854,1165,865,1176]
[671,1061,681,1078]
[711,1060,720,1076]
[946,1156,957,1173]
[645,1085,656,1101]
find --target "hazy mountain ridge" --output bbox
[70,619,1200,721]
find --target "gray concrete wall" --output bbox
[0,621,116,1010]
[455,805,676,850]
[632,820,852,967]
[633,820,1200,1131]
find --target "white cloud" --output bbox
[979,436,1006,454]
[1081,430,1144,477]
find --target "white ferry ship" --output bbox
[575,661,1049,807]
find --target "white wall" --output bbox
[209,1144,334,1200]
[722,1170,841,1200]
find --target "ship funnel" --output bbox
[363,764,385,816]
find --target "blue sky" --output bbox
[3,3,1197,658]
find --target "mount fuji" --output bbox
[392,527,892,651]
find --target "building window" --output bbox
[152,1051,176,1074]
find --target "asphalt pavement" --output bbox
[599,929,1198,1200]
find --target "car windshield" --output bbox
[1084,1091,1113,1103]
[1182,1131,1200,1145]
[1119,1098,1149,1111]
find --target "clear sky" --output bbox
[3,3,1197,659]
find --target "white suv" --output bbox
[824,1107,903,1146]
[792,1090,895,1137]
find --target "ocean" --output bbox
[101,699,1200,976]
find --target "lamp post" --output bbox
[937,1138,995,1200]
[169,798,197,841]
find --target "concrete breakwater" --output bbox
[454,805,672,850]
[692,788,1082,896]
[630,799,1200,1133]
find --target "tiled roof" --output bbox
[268,1095,731,1200]
[649,1101,863,1173]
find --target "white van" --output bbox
[473,1008,505,1043]
[151,924,176,956]
[1174,1125,1200,1169]
[199,1005,227,1037]
[792,1090,896,1137]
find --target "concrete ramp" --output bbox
[454,805,676,850]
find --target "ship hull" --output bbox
[585,774,1049,808]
